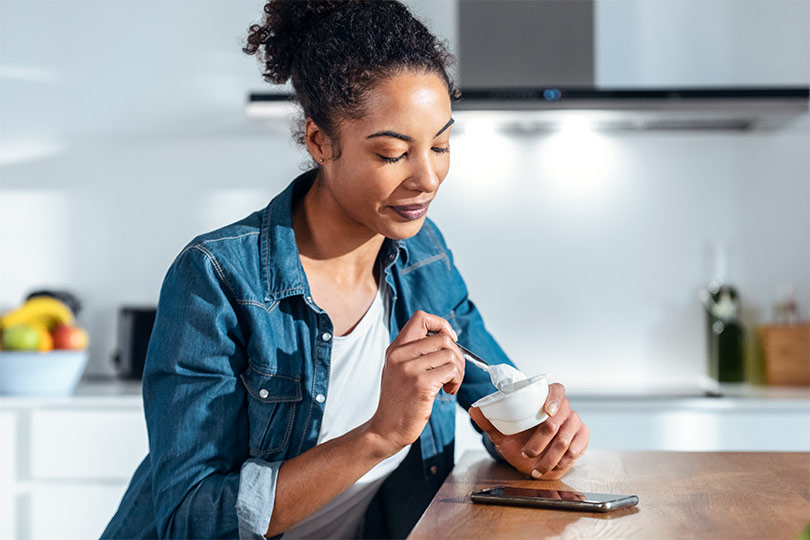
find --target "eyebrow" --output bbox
[366,118,455,142]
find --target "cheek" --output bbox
[438,159,450,182]
[337,168,395,215]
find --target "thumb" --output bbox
[468,406,505,445]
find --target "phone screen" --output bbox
[495,487,626,503]
[471,486,639,512]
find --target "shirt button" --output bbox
[315,393,326,403]
[429,465,439,474]
[321,332,332,342]
[259,389,269,399]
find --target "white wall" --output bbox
[437,124,809,389]
[1,1,808,383]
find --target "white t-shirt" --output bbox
[282,277,411,539]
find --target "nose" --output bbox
[404,151,441,193]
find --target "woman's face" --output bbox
[314,71,453,241]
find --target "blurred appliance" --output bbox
[112,306,156,380]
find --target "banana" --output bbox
[0,296,74,330]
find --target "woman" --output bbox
[102,1,589,539]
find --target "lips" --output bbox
[389,201,431,221]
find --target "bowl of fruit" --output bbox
[0,294,90,396]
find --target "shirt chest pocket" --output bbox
[240,368,303,457]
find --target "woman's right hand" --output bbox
[367,310,465,457]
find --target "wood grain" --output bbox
[407,451,810,540]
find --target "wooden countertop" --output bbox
[408,450,810,539]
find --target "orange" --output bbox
[29,321,54,352]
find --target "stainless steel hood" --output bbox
[452,0,808,130]
[451,87,809,131]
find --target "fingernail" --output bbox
[520,451,530,459]
[449,326,458,342]
[546,401,559,416]
[531,470,542,479]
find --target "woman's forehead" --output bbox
[354,73,452,139]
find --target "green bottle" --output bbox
[703,282,746,383]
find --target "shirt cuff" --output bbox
[235,458,283,540]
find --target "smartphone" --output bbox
[471,486,638,513]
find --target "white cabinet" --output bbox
[28,485,135,540]
[455,390,810,462]
[0,395,147,540]
[30,409,147,480]
[569,397,810,451]
[0,412,17,540]
[3,385,808,539]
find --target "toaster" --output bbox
[112,306,157,379]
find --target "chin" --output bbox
[383,217,426,240]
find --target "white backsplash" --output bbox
[2,127,808,380]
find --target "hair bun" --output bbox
[244,0,351,85]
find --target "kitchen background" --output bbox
[0,1,809,538]
[2,0,807,385]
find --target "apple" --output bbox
[2,324,41,351]
[52,323,89,350]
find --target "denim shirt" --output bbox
[102,169,514,540]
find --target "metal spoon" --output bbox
[427,331,527,392]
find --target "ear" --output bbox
[305,118,334,164]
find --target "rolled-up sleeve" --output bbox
[236,459,284,539]
[143,245,281,539]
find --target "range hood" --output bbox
[452,0,808,130]
[451,87,809,131]
[247,0,809,131]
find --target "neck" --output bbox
[293,172,385,287]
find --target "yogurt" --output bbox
[487,363,529,393]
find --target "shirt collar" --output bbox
[260,169,410,302]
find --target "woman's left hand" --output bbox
[468,383,589,480]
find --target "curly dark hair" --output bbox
[243,0,458,156]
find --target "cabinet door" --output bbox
[27,484,130,540]
[0,412,16,540]
[454,402,810,457]
[560,404,810,451]
[30,408,148,480]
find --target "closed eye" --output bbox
[378,152,406,163]
[378,147,449,164]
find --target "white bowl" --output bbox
[0,350,89,396]
[472,373,549,435]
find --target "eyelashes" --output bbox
[378,147,450,164]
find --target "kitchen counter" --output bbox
[1,377,807,417]
[408,450,810,540]
[569,384,810,410]
[0,377,142,408]
[1,377,807,403]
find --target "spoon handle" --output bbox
[455,343,492,370]
[426,331,492,370]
